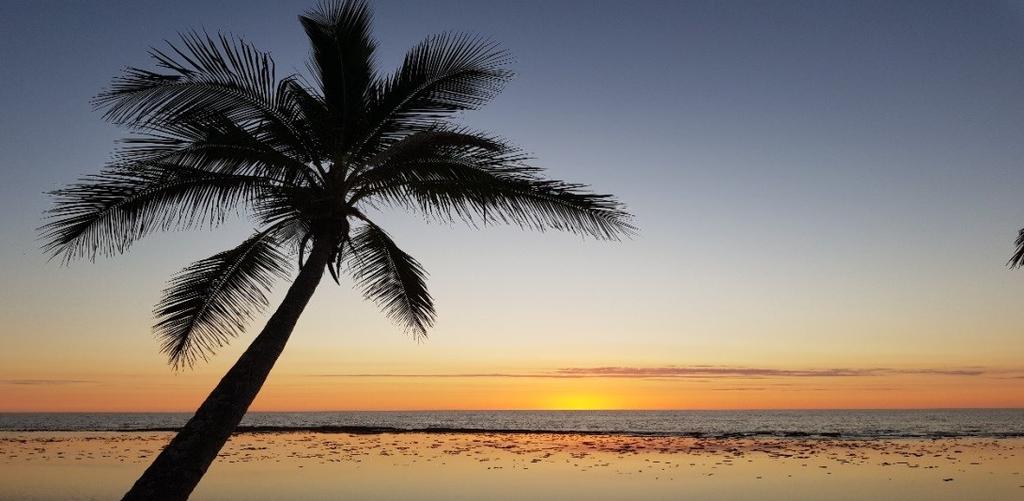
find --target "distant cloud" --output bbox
[312,365,1005,380]
[1,379,94,385]
[891,368,986,376]
[313,373,584,379]
[554,367,872,378]
[554,367,989,378]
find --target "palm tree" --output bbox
[1011,230,1024,268]
[40,1,632,499]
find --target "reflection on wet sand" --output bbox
[1,432,1022,499]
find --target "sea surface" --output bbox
[1,409,1021,439]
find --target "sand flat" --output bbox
[1,432,1022,499]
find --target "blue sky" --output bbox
[2,0,1023,410]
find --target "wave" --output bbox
[3,409,1022,439]
[4,424,1024,440]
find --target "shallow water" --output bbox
[2,432,1022,500]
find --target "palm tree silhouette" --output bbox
[1011,230,1024,268]
[40,1,632,499]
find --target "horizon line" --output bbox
[2,407,1022,414]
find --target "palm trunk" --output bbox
[123,240,334,501]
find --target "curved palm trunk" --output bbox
[123,240,334,501]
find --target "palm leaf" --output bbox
[357,127,508,176]
[154,231,290,368]
[386,176,633,240]
[1010,228,1024,268]
[354,32,513,160]
[95,31,311,158]
[116,114,318,185]
[300,0,377,150]
[352,139,634,240]
[279,79,335,164]
[41,164,278,262]
[345,222,434,336]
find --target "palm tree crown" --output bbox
[41,0,633,369]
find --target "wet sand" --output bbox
[1,432,1022,500]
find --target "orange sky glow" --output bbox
[4,362,1022,412]
[3,1,1024,414]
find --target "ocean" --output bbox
[1,409,1021,439]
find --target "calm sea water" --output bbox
[1,409,1022,438]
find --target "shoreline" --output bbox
[3,425,1024,440]
[2,431,1022,499]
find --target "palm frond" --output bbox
[251,184,324,231]
[353,141,634,240]
[95,31,311,158]
[115,114,318,185]
[154,230,290,369]
[345,221,434,336]
[359,127,506,173]
[354,32,512,159]
[1009,228,1024,268]
[279,79,334,163]
[41,164,276,262]
[299,0,377,149]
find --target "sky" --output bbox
[1,0,1024,411]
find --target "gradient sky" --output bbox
[2,0,1024,411]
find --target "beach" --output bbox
[2,431,1021,500]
